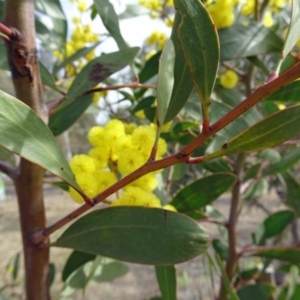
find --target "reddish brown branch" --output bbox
[0,160,16,180]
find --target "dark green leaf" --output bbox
[252,248,300,263]
[264,80,300,102]
[132,96,155,113]
[93,0,127,49]
[254,210,294,245]
[282,172,300,216]
[48,263,56,287]
[139,51,161,83]
[204,105,300,160]
[237,283,275,300]
[62,251,96,282]
[0,91,80,191]
[155,266,177,300]
[263,148,300,175]
[244,164,260,181]
[171,173,236,212]
[247,56,270,76]
[218,23,283,61]
[50,181,70,192]
[61,47,139,108]
[212,239,228,261]
[175,0,219,117]
[52,207,210,265]
[12,253,20,281]
[49,94,93,136]
[164,12,194,123]
[201,158,233,173]
[157,39,175,126]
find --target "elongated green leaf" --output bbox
[0,90,80,190]
[62,251,96,282]
[203,105,300,161]
[247,56,270,76]
[254,210,294,245]
[157,39,175,126]
[219,23,283,61]
[164,12,194,123]
[243,178,268,199]
[52,207,210,265]
[258,149,281,163]
[282,172,300,216]
[263,148,300,175]
[39,62,61,93]
[48,263,56,287]
[49,94,93,136]
[171,173,236,212]
[59,47,139,110]
[278,284,300,300]
[265,80,300,102]
[277,0,300,71]
[252,248,300,264]
[94,0,127,49]
[212,239,228,261]
[155,266,177,300]
[139,51,161,83]
[237,283,275,300]
[54,42,101,73]
[175,0,219,118]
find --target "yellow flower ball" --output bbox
[220,70,239,89]
[88,146,110,168]
[131,125,156,151]
[263,11,274,28]
[129,173,158,192]
[94,170,117,193]
[69,154,96,175]
[75,173,99,198]
[88,126,105,147]
[69,187,84,204]
[117,148,146,175]
[124,122,137,134]
[77,0,87,12]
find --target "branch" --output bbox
[31,61,300,243]
[0,160,16,180]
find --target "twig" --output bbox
[0,160,16,180]
[0,22,13,38]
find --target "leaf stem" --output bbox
[0,160,16,180]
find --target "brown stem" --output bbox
[219,153,246,300]
[4,1,49,299]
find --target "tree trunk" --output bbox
[4,1,50,299]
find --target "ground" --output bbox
[0,179,286,300]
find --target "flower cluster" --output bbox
[53,0,100,77]
[68,119,175,210]
[139,0,174,19]
[206,0,238,30]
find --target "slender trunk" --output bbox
[4,1,49,299]
[219,153,246,300]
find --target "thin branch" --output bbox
[0,160,16,180]
[0,22,12,38]
[31,61,300,244]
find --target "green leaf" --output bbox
[276,0,300,72]
[278,284,300,300]
[244,164,260,181]
[203,105,300,161]
[258,149,281,163]
[157,39,175,126]
[39,62,61,93]
[263,148,300,175]
[0,90,80,191]
[59,47,139,109]
[12,253,20,281]
[52,207,210,265]
[155,266,177,300]
[48,263,56,288]
[243,178,268,199]
[93,0,127,49]
[252,248,300,264]
[254,210,294,245]
[171,173,236,212]
[62,251,96,282]
[174,0,219,120]
[282,172,300,216]
[139,51,161,83]
[164,12,194,123]
[49,94,93,136]
[247,56,270,76]
[237,283,275,300]
[201,158,233,173]
[218,23,283,61]
[132,96,155,113]
[212,239,228,261]
[264,80,300,102]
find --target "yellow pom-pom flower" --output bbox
[94,170,117,193]
[117,148,146,175]
[130,173,158,192]
[77,0,87,12]
[69,154,96,175]
[88,126,105,147]
[75,173,99,198]
[131,125,156,152]
[88,146,110,168]
[220,70,239,89]
[124,122,137,134]
[263,11,274,28]
[69,187,84,204]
